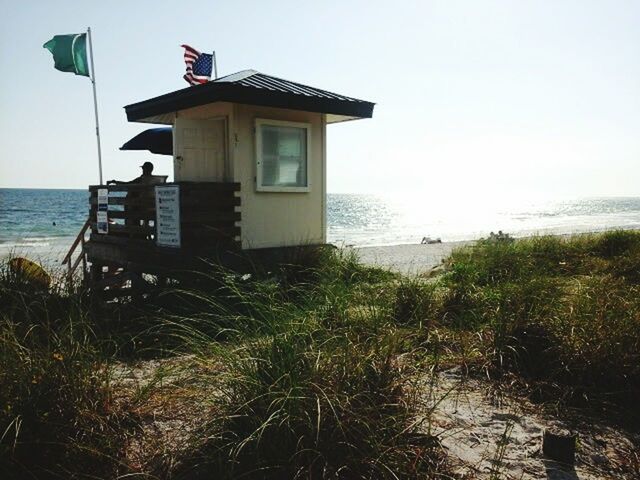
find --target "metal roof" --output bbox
[124,70,374,124]
[217,70,363,102]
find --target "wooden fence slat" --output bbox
[89,233,154,248]
[89,211,239,224]
[182,226,241,237]
[91,223,155,235]
[90,226,239,240]
[177,182,240,192]
[180,196,241,208]
[89,210,156,220]
[89,195,239,208]
[89,184,159,192]
[86,182,242,276]
[89,197,156,207]
[89,182,240,192]
[180,211,241,223]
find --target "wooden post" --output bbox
[89,263,102,285]
[67,257,72,288]
[542,428,577,465]
[80,236,87,282]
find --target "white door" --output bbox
[174,118,226,181]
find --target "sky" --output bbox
[1,0,639,199]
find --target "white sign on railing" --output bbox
[155,185,181,248]
[96,188,108,234]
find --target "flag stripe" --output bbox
[181,44,199,55]
[180,44,213,86]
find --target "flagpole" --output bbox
[212,51,218,79]
[87,27,103,185]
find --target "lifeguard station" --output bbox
[64,70,374,289]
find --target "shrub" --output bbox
[593,229,640,258]
[0,266,129,479]
[442,234,640,423]
[392,278,439,326]
[177,330,443,479]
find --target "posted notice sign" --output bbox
[155,185,181,248]
[96,188,108,234]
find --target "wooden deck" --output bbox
[84,182,241,281]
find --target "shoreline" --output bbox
[3,227,640,277]
[0,236,72,273]
[355,227,640,274]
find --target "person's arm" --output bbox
[107,177,140,185]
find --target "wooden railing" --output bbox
[61,217,91,282]
[87,182,241,249]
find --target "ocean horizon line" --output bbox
[3,186,640,199]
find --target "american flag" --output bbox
[180,44,213,85]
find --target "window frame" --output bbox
[255,118,311,193]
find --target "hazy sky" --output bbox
[1,0,639,198]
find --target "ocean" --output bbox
[2,188,640,263]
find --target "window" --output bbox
[256,119,310,192]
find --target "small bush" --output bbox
[606,249,640,283]
[392,278,439,326]
[0,266,130,478]
[318,249,395,287]
[498,322,561,380]
[443,233,640,423]
[178,330,443,479]
[554,276,640,399]
[594,230,640,258]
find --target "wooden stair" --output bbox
[61,218,91,285]
[63,219,151,298]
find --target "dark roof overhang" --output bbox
[124,70,375,124]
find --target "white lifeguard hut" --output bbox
[71,70,374,286]
[124,69,374,249]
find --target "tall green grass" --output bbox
[441,231,640,422]
[4,232,639,477]
[0,249,452,479]
[177,330,443,479]
[138,250,446,478]
[0,264,130,479]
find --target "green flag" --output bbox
[43,33,90,77]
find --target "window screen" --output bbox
[260,124,307,188]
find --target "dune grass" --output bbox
[439,231,640,422]
[176,329,440,479]
[0,250,449,479]
[2,232,639,478]
[0,263,131,479]
[138,250,445,478]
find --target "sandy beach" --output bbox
[355,240,473,274]
[354,228,640,275]
[0,236,72,273]
[6,232,638,279]
[1,236,473,277]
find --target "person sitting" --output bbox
[421,236,442,244]
[105,162,166,236]
[107,162,167,185]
